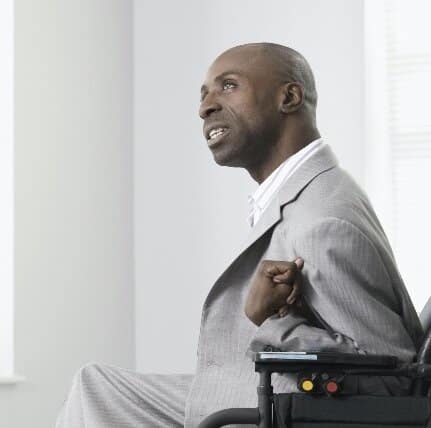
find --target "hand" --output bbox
[245,258,304,326]
[273,258,304,318]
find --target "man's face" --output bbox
[199,48,282,167]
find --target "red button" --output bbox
[325,380,339,394]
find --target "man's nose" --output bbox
[199,93,221,119]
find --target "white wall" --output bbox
[134,0,365,374]
[0,2,135,427]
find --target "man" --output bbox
[55,42,423,427]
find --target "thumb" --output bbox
[294,257,304,270]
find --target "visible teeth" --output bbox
[211,131,223,139]
[209,127,225,139]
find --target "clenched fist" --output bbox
[245,258,304,326]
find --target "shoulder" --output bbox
[281,165,380,235]
[293,216,375,249]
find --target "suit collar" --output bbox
[238,143,339,256]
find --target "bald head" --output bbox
[217,42,318,117]
[199,42,321,180]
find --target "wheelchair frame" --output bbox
[198,299,431,427]
[199,340,431,427]
[199,355,431,427]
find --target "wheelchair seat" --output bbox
[198,299,431,428]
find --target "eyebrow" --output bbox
[200,70,244,93]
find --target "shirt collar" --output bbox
[247,137,324,226]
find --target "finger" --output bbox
[273,283,294,306]
[286,278,301,305]
[294,257,304,270]
[278,304,290,317]
[262,259,298,272]
[273,268,297,282]
[272,269,295,284]
[262,263,283,277]
[272,258,304,283]
[272,261,298,279]
[291,276,302,298]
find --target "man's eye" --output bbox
[223,81,236,90]
[200,81,236,102]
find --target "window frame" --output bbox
[0,0,24,384]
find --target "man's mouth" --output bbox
[207,127,230,146]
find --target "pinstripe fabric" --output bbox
[55,363,192,427]
[56,144,424,427]
[184,144,424,427]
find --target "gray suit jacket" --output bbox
[184,144,424,427]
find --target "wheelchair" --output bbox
[198,297,431,427]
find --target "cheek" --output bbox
[243,112,273,137]
[229,97,277,137]
[234,105,267,132]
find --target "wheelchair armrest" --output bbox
[254,350,398,368]
[253,351,431,381]
[253,350,406,378]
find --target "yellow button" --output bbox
[302,380,314,391]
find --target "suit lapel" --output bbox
[203,144,339,309]
[237,144,339,256]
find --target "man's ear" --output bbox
[279,82,304,114]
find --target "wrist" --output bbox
[245,305,270,326]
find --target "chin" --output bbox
[209,136,250,167]
[212,152,245,168]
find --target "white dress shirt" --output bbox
[247,138,325,227]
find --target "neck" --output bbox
[247,124,321,184]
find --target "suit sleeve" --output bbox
[247,217,417,361]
